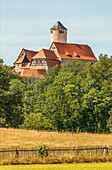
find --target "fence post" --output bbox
[15,148,19,157]
[106,145,109,155]
[96,148,97,155]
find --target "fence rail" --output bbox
[0,145,112,158]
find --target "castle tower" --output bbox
[50,21,67,45]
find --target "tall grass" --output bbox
[0,155,112,165]
[0,128,112,148]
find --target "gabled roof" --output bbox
[22,69,46,77]
[32,49,59,60]
[14,48,38,64]
[32,49,60,67]
[52,42,97,61]
[50,21,67,30]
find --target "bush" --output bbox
[37,144,48,157]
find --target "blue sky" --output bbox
[0,0,112,65]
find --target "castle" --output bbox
[13,21,97,77]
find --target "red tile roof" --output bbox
[44,49,59,60]
[53,42,97,61]
[24,49,38,62]
[22,69,46,77]
[33,49,59,60]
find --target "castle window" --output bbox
[59,30,64,34]
[50,30,53,34]
[40,59,42,63]
[52,46,55,50]
[66,54,72,57]
[36,59,38,64]
[31,59,33,64]
[59,30,62,33]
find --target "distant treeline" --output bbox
[0,54,112,133]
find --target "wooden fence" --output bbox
[0,145,112,158]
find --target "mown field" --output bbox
[0,162,112,170]
[0,128,112,148]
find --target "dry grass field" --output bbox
[0,128,112,148]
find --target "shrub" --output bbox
[37,144,48,157]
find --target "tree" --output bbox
[21,112,51,130]
[1,79,26,127]
[0,60,10,123]
[22,55,112,132]
[107,109,112,132]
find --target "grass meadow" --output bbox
[0,162,112,170]
[0,128,112,148]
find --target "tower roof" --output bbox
[50,21,67,30]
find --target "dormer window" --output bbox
[76,55,80,58]
[66,54,72,57]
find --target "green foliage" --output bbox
[107,109,112,132]
[0,55,112,131]
[0,117,6,127]
[1,79,26,127]
[37,144,48,156]
[0,64,10,92]
[22,54,112,132]
[0,58,4,65]
[0,60,26,127]
[21,112,51,130]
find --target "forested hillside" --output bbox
[0,54,112,133]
